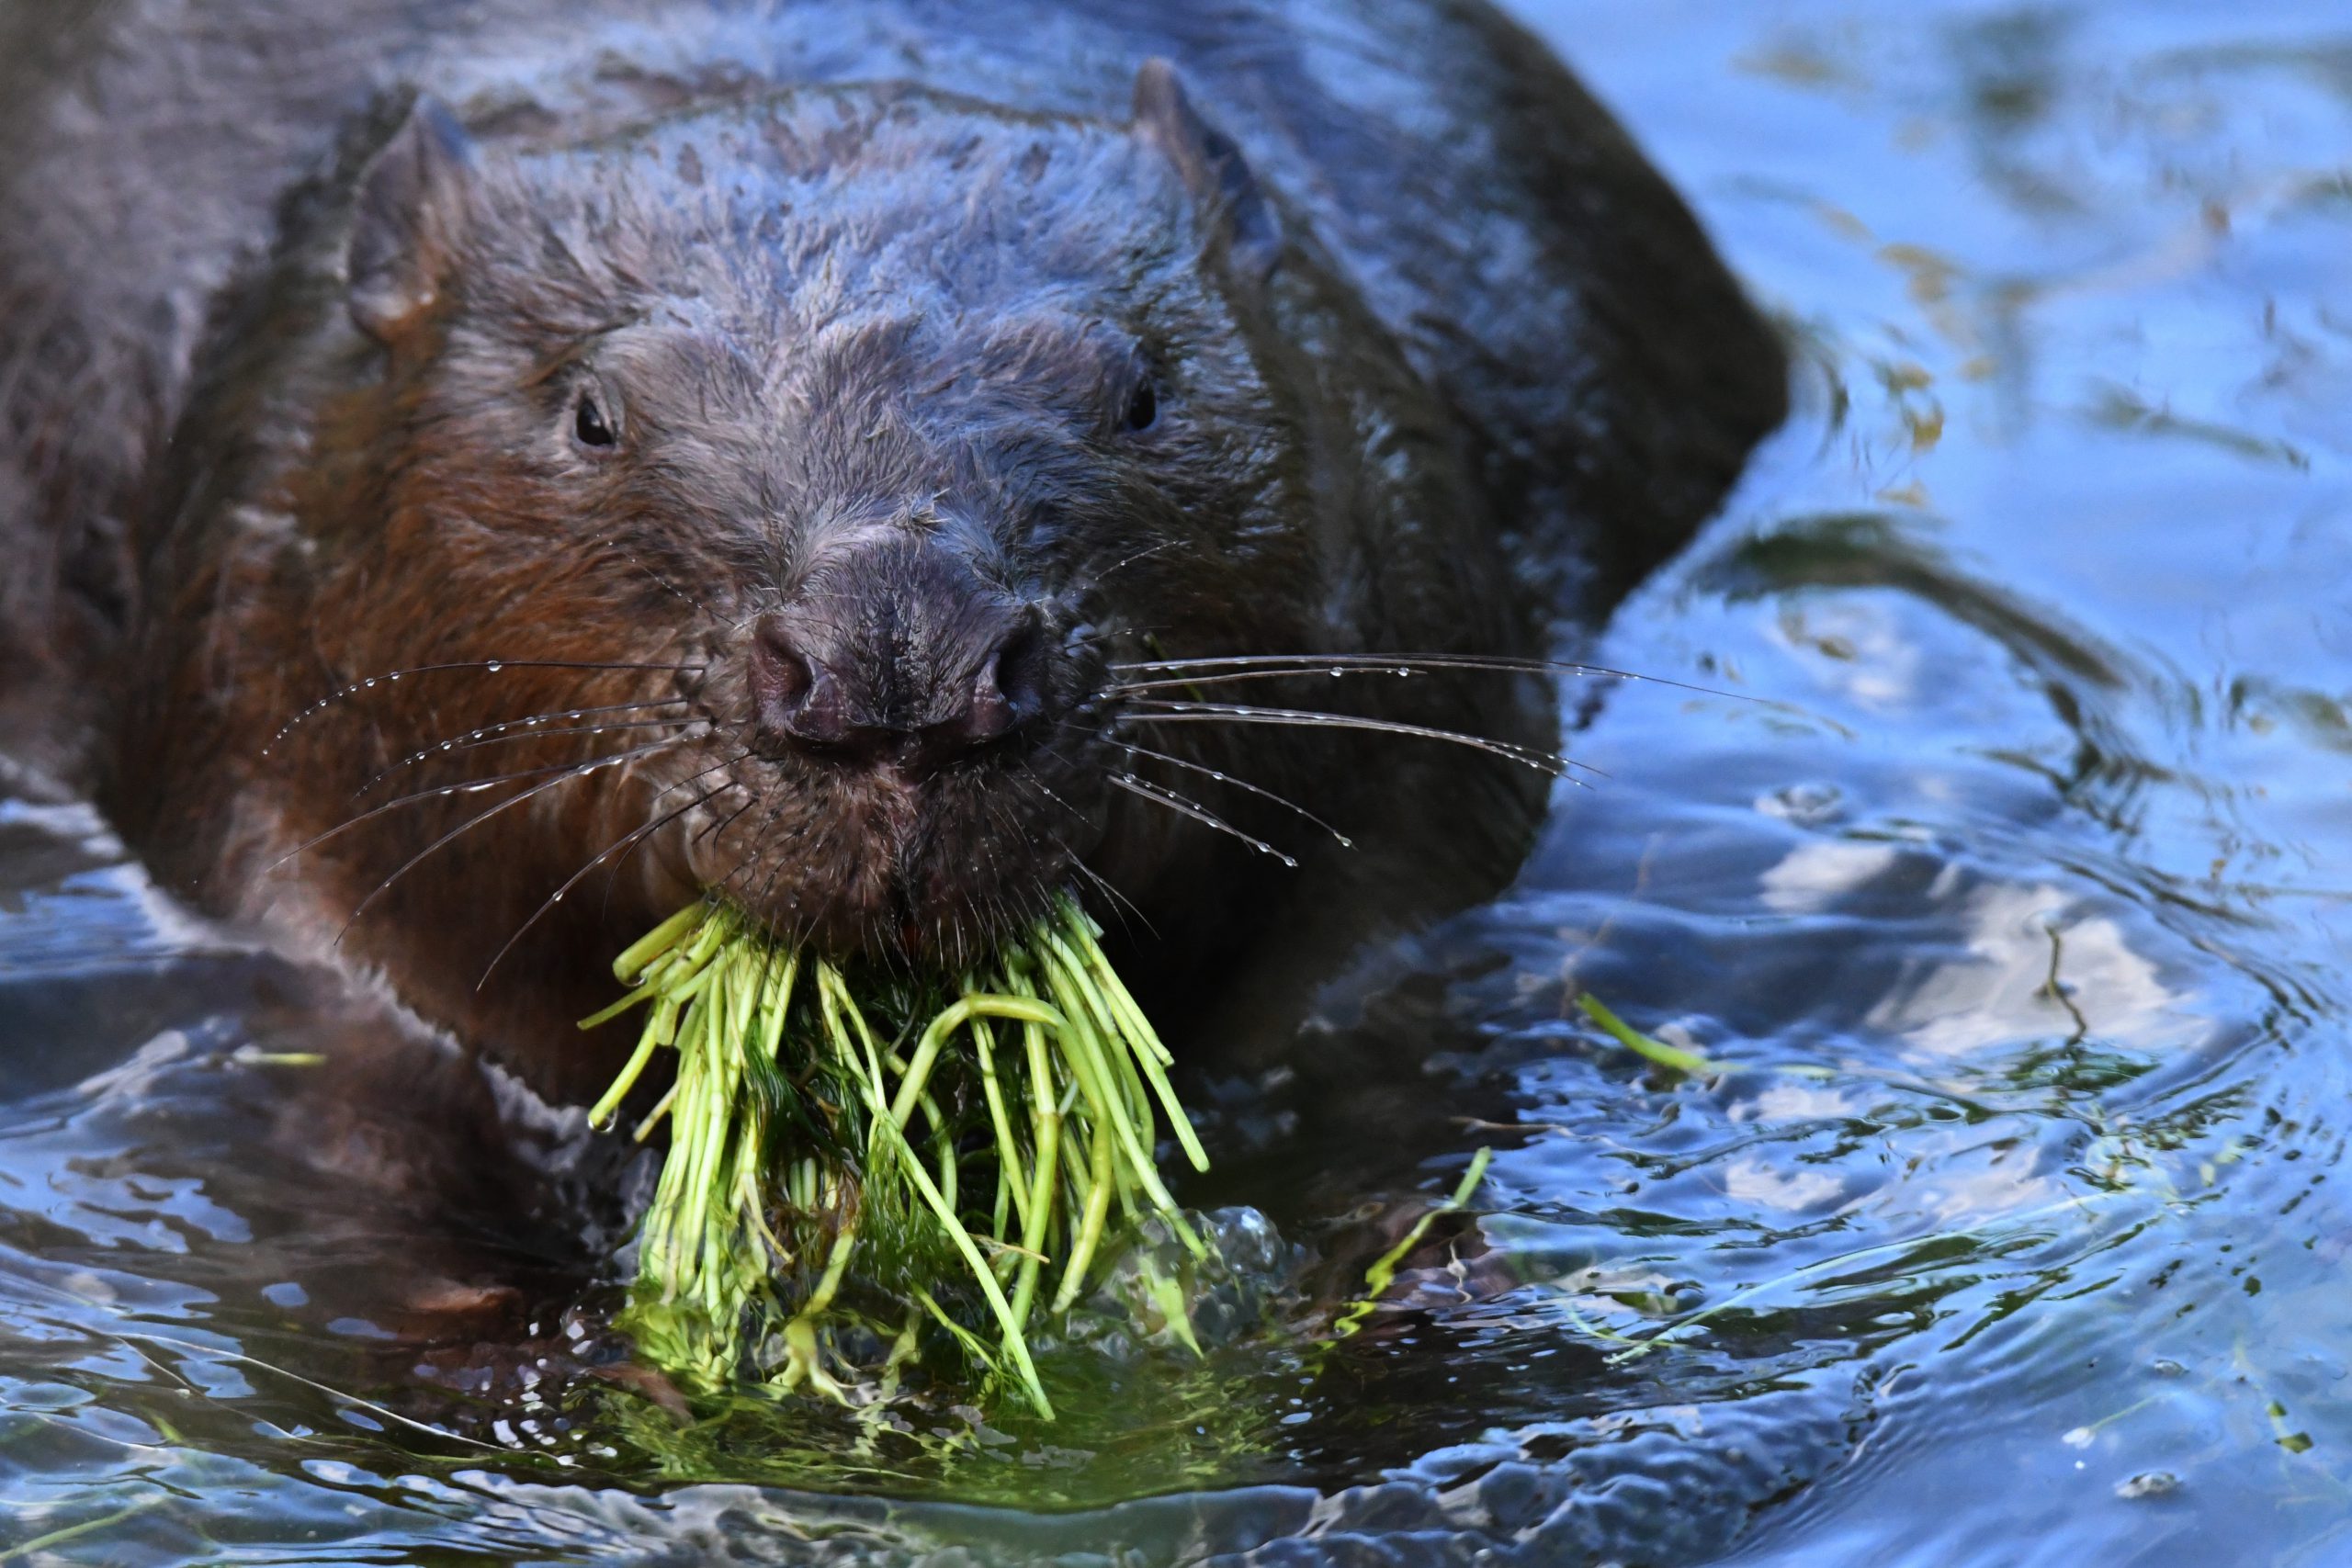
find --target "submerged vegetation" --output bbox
[581,892,1209,1417]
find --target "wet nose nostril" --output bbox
[750,620,808,703]
[961,622,1042,750]
[750,615,844,746]
[994,624,1047,716]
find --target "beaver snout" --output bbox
[746,537,1048,774]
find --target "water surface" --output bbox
[6,1,2352,1562]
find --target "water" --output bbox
[6,0,2351,1561]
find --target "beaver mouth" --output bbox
[662,707,1115,968]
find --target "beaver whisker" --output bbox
[354,699,699,798]
[261,660,707,754]
[611,785,785,933]
[413,714,704,760]
[1116,740,1354,848]
[1107,773,1299,869]
[1119,702,1589,784]
[1109,651,1754,707]
[693,793,759,850]
[729,808,797,914]
[1014,753,1170,926]
[597,785,769,926]
[475,753,754,989]
[1063,850,1153,939]
[479,788,729,991]
[997,771,1143,940]
[1088,539,1182,587]
[975,794,1043,945]
[718,810,804,924]
[333,737,707,946]
[1005,771,1157,939]
[1014,750,1101,832]
[266,736,699,874]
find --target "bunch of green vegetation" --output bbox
[579,893,1208,1419]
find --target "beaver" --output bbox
[0,4,1782,1146]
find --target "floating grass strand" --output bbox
[1575,991,1724,1077]
[1329,1147,1492,1343]
[582,891,1206,1416]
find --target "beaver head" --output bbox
[119,65,1544,1090]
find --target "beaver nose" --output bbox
[747,587,1045,770]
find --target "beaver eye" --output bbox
[1121,378,1159,434]
[572,393,618,450]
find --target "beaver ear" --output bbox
[347,95,476,344]
[1131,60,1281,284]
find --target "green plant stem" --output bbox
[1576,991,1723,1076]
[1329,1147,1493,1342]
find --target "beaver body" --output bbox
[0,0,1783,1111]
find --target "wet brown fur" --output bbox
[0,4,1786,1118]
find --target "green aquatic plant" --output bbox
[1575,992,1722,1077]
[1327,1147,1492,1344]
[580,893,1208,1418]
